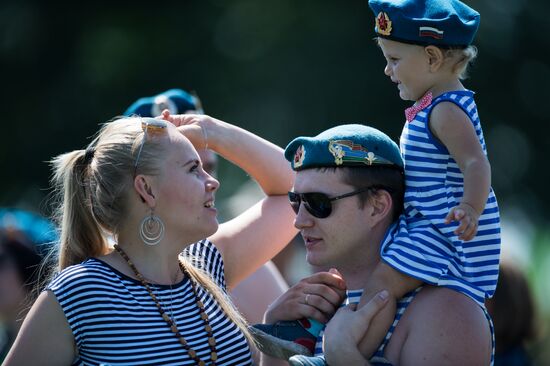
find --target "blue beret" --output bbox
[284,124,403,171]
[368,0,480,47]
[123,88,202,117]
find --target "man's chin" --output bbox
[306,252,328,269]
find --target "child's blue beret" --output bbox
[284,124,403,171]
[123,88,202,117]
[368,0,480,47]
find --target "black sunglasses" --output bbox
[288,185,389,219]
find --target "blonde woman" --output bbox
[4,113,297,365]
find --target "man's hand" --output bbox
[264,269,346,324]
[323,290,389,366]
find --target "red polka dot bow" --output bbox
[405,92,433,122]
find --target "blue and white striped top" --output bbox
[381,90,501,306]
[47,240,252,366]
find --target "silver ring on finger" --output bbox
[305,293,311,305]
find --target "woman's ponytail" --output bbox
[51,149,107,270]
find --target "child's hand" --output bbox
[445,203,480,241]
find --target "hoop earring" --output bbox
[139,210,165,246]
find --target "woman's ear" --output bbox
[424,45,444,72]
[369,189,393,226]
[134,175,156,207]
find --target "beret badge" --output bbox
[329,140,379,166]
[294,145,306,169]
[329,142,346,165]
[375,11,392,36]
[419,26,444,40]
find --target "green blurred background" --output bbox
[1,0,549,362]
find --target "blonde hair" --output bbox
[49,117,253,344]
[374,38,478,80]
[443,45,478,80]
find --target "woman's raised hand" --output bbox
[161,110,211,150]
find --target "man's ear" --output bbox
[369,189,393,226]
[424,45,444,72]
[134,175,156,207]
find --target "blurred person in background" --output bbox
[124,88,290,325]
[486,261,540,366]
[0,208,56,361]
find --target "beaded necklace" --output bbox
[113,244,218,365]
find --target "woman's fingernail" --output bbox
[378,290,389,300]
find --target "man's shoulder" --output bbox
[407,286,485,320]
[385,286,492,365]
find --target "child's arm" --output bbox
[430,101,491,241]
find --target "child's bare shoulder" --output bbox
[430,101,471,137]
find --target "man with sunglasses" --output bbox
[253,124,493,366]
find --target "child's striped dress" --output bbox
[381,90,501,306]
